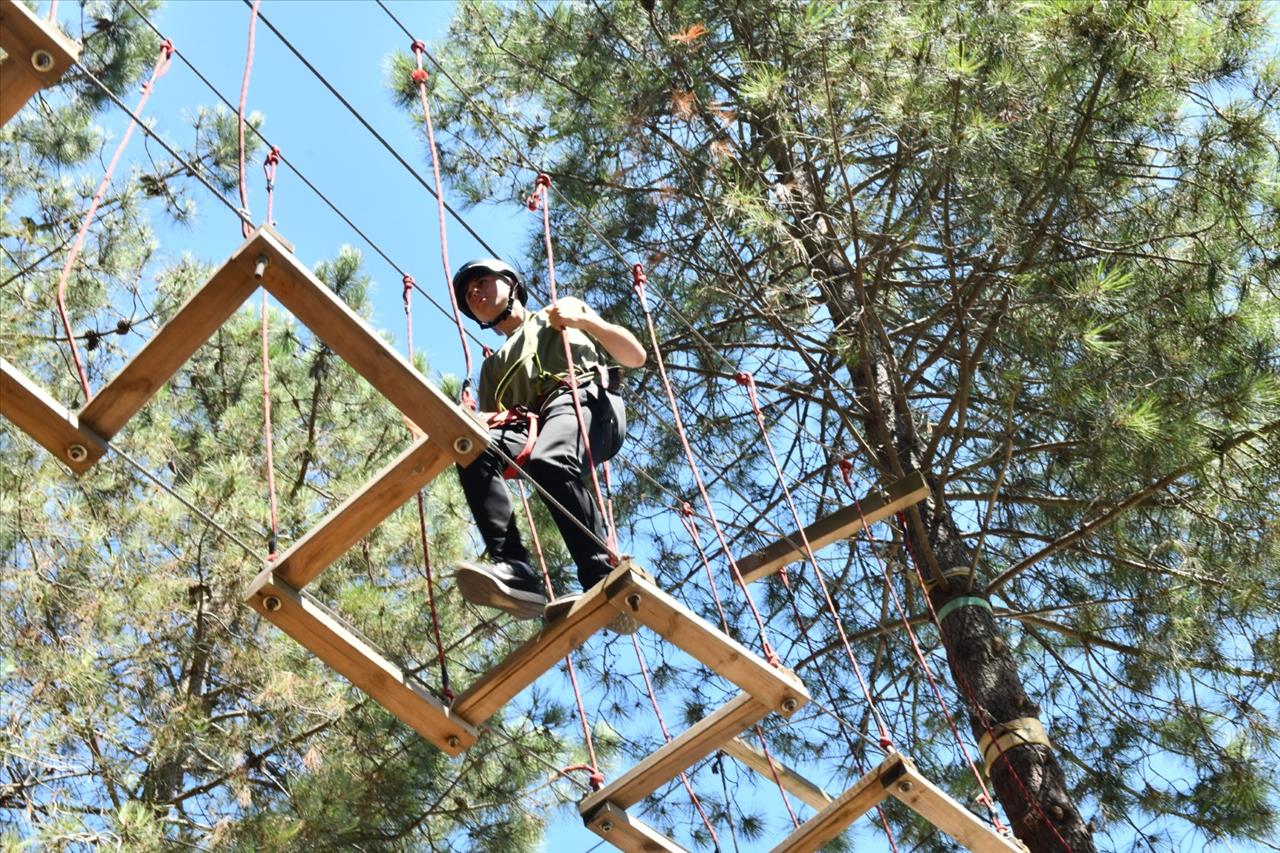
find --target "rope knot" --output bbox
[631,263,647,285]
[160,39,174,58]
[411,67,428,83]
[589,770,606,790]
[265,146,281,166]
[535,173,552,188]
[734,371,752,388]
[680,501,694,519]
[837,456,854,487]
[440,686,456,704]
[762,643,781,668]
[879,736,894,750]
[410,39,426,55]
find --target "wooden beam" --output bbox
[767,753,901,853]
[79,230,264,441]
[583,802,689,852]
[244,571,477,756]
[722,736,833,812]
[737,471,930,584]
[451,561,635,725]
[250,228,487,466]
[1,358,106,473]
[1,0,79,126]
[579,692,768,817]
[888,756,1026,852]
[607,565,810,718]
[273,437,450,589]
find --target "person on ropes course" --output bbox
[449,258,647,630]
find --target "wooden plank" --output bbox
[79,230,264,440]
[737,471,930,584]
[579,692,769,817]
[722,736,833,811]
[609,567,810,717]
[273,436,450,589]
[251,228,487,466]
[1,358,106,473]
[583,802,689,852]
[767,753,901,853]
[451,561,634,725]
[244,571,477,756]
[889,756,1026,852]
[0,0,80,126]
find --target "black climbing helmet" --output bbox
[452,258,527,328]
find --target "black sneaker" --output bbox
[453,560,547,620]
[543,592,639,635]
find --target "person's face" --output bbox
[464,273,511,323]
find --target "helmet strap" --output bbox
[478,290,516,331]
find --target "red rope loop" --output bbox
[838,456,854,487]
[410,39,426,55]
[535,172,552,188]
[402,273,415,303]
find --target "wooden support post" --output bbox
[888,756,1026,853]
[0,0,79,126]
[244,571,477,756]
[249,228,487,465]
[737,471,930,584]
[721,736,833,811]
[767,752,901,853]
[606,562,810,718]
[583,802,689,852]
[272,437,450,589]
[451,561,632,725]
[1,358,106,473]
[79,229,266,442]
[579,692,769,819]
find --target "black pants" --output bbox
[457,383,625,591]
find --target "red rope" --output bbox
[631,634,722,846]
[631,264,779,665]
[236,0,261,239]
[409,39,474,407]
[403,274,452,700]
[54,39,173,400]
[735,373,892,746]
[517,482,603,790]
[894,511,1073,851]
[841,486,1000,828]
[531,175,617,557]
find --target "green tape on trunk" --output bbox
[936,595,992,623]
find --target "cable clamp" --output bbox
[977,717,1051,775]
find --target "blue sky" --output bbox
[27,2,1276,851]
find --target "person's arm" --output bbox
[546,297,647,368]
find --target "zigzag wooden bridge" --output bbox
[2,57,1020,846]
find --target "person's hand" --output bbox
[546,297,597,331]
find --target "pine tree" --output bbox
[2,3,572,848]
[406,1,1280,850]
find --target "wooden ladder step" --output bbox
[770,752,1025,853]
[607,561,810,717]
[0,0,79,126]
[78,229,270,443]
[583,802,689,852]
[767,752,903,853]
[579,692,769,819]
[737,471,930,584]
[272,436,452,589]
[721,736,833,811]
[452,561,635,725]
[249,228,486,463]
[244,570,477,756]
[1,358,106,473]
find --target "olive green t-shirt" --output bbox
[478,308,605,412]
